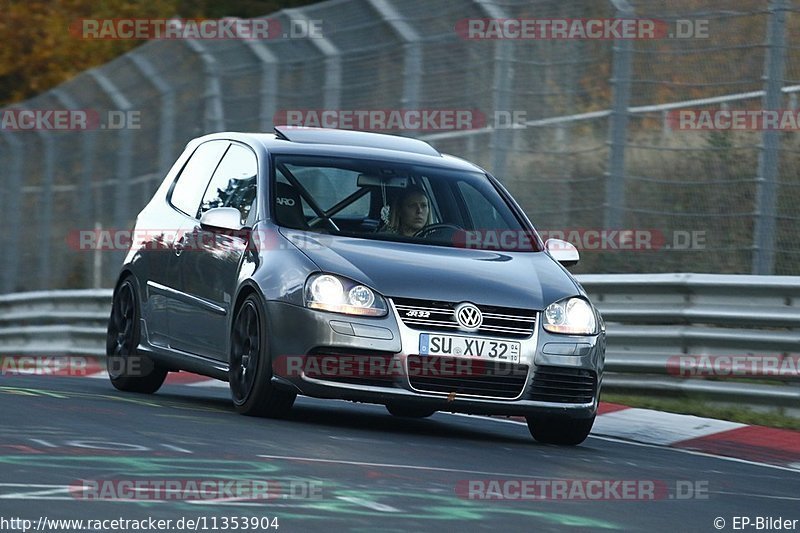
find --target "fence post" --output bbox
[180,28,225,133]
[366,0,421,109]
[474,0,513,179]
[284,8,342,112]
[604,0,634,230]
[0,141,6,291]
[752,0,788,275]
[52,89,96,287]
[88,70,134,234]
[128,52,176,178]
[87,69,135,287]
[240,35,280,131]
[31,124,55,290]
[0,133,23,293]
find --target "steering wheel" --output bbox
[414,223,464,240]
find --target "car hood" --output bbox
[281,230,580,310]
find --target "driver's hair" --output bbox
[386,185,433,233]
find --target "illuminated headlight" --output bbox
[305,273,387,317]
[543,298,597,335]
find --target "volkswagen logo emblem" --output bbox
[454,302,483,330]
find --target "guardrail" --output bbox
[580,274,800,407]
[1,275,798,407]
[0,289,110,357]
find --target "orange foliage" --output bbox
[0,0,317,105]
[0,0,182,104]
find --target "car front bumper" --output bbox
[266,300,604,419]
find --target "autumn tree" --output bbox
[0,0,318,105]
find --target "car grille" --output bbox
[530,366,597,404]
[391,297,536,339]
[406,355,529,399]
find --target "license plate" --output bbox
[419,333,520,363]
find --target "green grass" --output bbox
[601,393,800,431]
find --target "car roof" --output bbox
[274,126,441,157]
[192,128,485,173]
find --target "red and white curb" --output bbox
[593,403,800,471]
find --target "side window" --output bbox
[198,144,258,224]
[280,165,369,218]
[170,141,228,217]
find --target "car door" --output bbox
[144,140,228,348]
[169,142,258,360]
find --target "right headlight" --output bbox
[304,273,388,317]
[543,297,597,335]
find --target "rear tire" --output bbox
[106,277,167,394]
[385,403,436,418]
[229,294,296,417]
[525,414,595,445]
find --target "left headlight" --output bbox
[304,273,388,317]
[543,297,597,335]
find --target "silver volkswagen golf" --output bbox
[107,126,605,445]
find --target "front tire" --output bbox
[229,294,296,417]
[526,414,595,445]
[106,277,167,394]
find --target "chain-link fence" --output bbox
[1,0,798,293]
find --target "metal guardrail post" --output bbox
[87,69,134,235]
[0,132,23,294]
[367,0,421,109]
[128,52,177,181]
[0,140,7,291]
[240,30,280,131]
[179,20,225,133]
[284,8,342,112]
[475,0,513,180]
[604,0,634,230]
[30,117,56,290]
[752,0,788,275]
[52,89,96,278]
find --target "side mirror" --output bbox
[545,238,579,266]
[200,207,243,232]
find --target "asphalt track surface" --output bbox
[0,374,798,533]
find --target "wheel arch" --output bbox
[113,268,137,296]
[232,281,262,322]
[229,281,267,358]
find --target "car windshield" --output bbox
[271,155,540,252]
